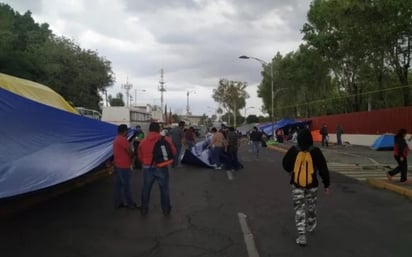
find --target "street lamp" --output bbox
[243,106,255,124]
[239,55,275,137]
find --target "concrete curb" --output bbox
[366,179,412,200]
[268,144,412,200]
[267,145,287,153]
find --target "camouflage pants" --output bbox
[292,186,318,235]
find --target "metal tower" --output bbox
[158,69,166,122]
[122,77,133,107]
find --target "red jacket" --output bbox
[138,132,176,166]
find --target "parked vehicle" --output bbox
[101,106,151,132]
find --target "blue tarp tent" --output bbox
[257,118,311,137]
[371,134,394,150]
[181,139,214,168]
[0,87,118,199]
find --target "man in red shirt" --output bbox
[138,122,176,216]
[113,124,139,209]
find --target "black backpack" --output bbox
[152,136,174,168]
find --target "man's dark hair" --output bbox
[178,121,185,127]
[149,122,161,132]
[118,124,128,134]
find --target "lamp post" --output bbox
[243,106,255,124]
[239,55,275,138]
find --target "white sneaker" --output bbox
[296,235,307,246]
[215,166,222,170]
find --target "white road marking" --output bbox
[227,170,234,180]
[238,212,260,257]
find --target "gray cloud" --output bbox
[3,0,312,116]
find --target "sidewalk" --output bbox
[267,141,412,200]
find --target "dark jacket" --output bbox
[282,129,330,188]
[394,136,409,158]
[250,130,262,141]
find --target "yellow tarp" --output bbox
[0,73,78,114]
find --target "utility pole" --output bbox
[122,77,133,107]
[158,69,166,122]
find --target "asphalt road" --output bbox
[1,143,412,257]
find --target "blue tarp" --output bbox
[0,88,118,199]
[257,118,311,136]
[371,134,394,150]
[181,139,214,168]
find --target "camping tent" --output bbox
[371,134,394,150]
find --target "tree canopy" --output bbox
[236,0,412,120]
[0,3,114,111]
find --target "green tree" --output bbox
[108,93,124,106]
[0,4,114,111]
[212,79,249,127]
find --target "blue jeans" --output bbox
[114,167,134,206]
[141,167,171,211]
[213,146,225,167]
[252,141,260,156]
[173,143,182,167]
[226,148,239,170]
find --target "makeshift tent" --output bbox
[258,118,311,137]
[0,87,118,199]
[181,139,215,168]
[0,73,78,114]
[371,134,394,150]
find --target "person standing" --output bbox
[249,126,263,158]
[169,121,185,168]
[208,127,225,169]
[320,124,329,147]
[282,128,330,246]
[225,126,240,171]
[387,128,410,183]
[184,126,196,150]
[112,124,138,209]
[133,125,145,169]
[336,124,344,145]
[138,122,176,216]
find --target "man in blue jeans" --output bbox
[137,122,176,216]
[112,124,139,209]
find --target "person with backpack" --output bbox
[137,122,176,216]
[249,126,262,158]
[282,128,330,247]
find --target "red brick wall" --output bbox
[304,106,412,135]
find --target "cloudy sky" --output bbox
[4,0,312,116]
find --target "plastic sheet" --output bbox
[0,88,117,198]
